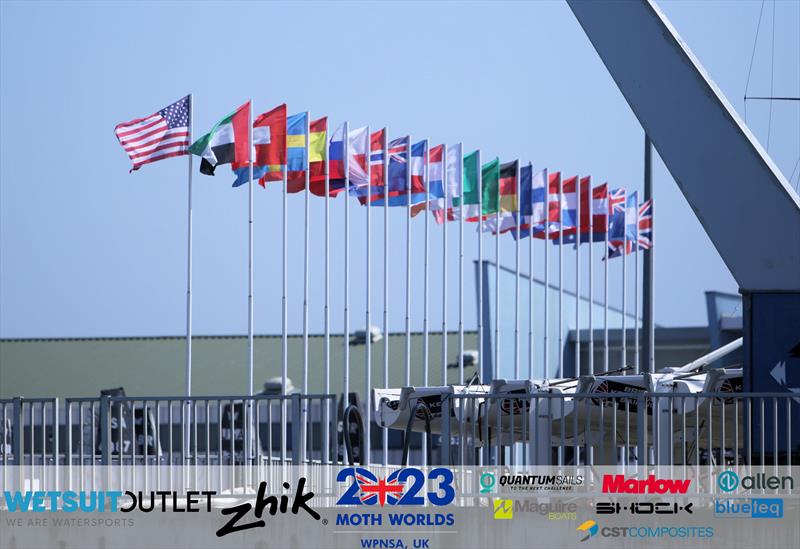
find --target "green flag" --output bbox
[482,158,500,216]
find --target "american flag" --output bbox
[115,96,190,172]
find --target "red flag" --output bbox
[256,104,286,187]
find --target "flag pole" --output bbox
[405,137,412,387]
[634,193,640,375]
[494,166,500,381]
[323,121,330,464]
[604,191,609,373]
[514,162,521,379]
[342,122,351,463]
[477,150,483,385]
[423,140,430,391]
[442,146,448,385]
[528,165,533,380]
[382,129,389,465]
[575,178,581,377]
[248,101,255,397]
[543,178,549,380]
[458,145,465,385]
[281,152,288,463]
[302,112,310,461]
[589,184,594,376]
[364,125,372,466]
[558,176,563,379]
[185,94,194,397]
[422,140,429,466]
[621,197,627,372]
[643,136,655,373]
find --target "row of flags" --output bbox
[115,97,653,258]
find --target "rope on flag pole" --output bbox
[382,129,389,465]
[323,121,330,464]
[185,94,194,397]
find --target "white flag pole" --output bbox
[494,166,500,381]
[514,162,521,379]
[344,121,351,411]
[604,192,610,373]
[442,146,448,385]
[280,149,287,463]
[302,113,310,461]
[185,94,194,397]
[575,178,581,377]
[405,137,412,387]
[528,165,534,380]
[589,184,594,376]
[423,141,430,392]
[621,195,627,372]
[248,101,255,397]
[458,145,465,385]
[634,193,640,375]
[364,125,372,466]
[544,178,549,380]
[558,177,564,379]
[323,121,330,464]
[422,140,429,466]
[477,151,483,383]
[382,130,389,465]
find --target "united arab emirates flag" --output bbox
[189,102,250,175]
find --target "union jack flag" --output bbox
[355,470,404,507]
[638,199,653,250]
[609,187,626,214]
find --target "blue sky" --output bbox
[1,0,798,338]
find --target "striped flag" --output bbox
[115,95,190,172]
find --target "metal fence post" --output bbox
[440,395,451,465]
[636,394,646,473]
[291,394,302,465]
[53,398,59,489]
[99,395,110,466]
[11,397,21,467]
[65,401,72,490]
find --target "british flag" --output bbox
[355,470,404,507]
[606,187,628,259]
[638,199,653,250]
[371,136,409,206]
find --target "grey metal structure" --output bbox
[567,0,800,291]
[566,1,800,406]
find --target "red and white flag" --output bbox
[115,96,190,172]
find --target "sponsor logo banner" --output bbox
[1,466,798,548]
